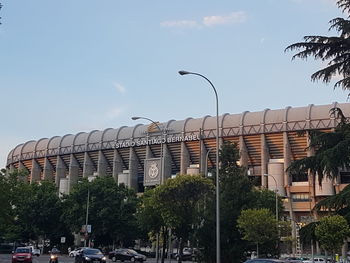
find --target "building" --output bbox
[6,102,350,225]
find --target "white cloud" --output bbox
[105,107,123,120]
[160,20,199,28]
[202,11,247,27]
[113,82,126,94]
[160,11,247,30]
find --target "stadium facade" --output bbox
[6,102,350,224]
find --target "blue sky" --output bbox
[0,0,348,167]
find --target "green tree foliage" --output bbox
[155,175,214,261]
[196,142,282,263]
[299,221,318,246]
[16,180,70,246]
[62,176,138,247]
[288,108,350,184]
[286,0,350,92]
[315,215,350,258]
[0,169,67,244]
[237,208,278,257]
[0,169,13,240]
[316,184,350,222]
[137,187,165,246]
[0,2,2,25]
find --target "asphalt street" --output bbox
[0,254,185,263]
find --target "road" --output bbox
[0,254,186,263]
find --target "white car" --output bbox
[69,247,85,257]
[26,246,40,256]
[303,258,326,263]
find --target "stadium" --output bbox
[5,102,350,224]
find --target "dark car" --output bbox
[109,248,147,262]
[75,248,107,263]
[173,251,195,261]
[12,247,33,263]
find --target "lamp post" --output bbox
[84,187,90,247]
[131,116,164,263]
[263,174,278,221]
[131,116,164,184]
[178,70,220,263]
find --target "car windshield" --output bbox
[127,249,138,254]
[85,249,102,255]
[16,248,30,253]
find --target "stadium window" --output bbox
[291,172,308,182]
[340,172,350,184]
[291,193,310,202]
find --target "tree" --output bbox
[196,142,282,263]
[286,0,350,93]
[0,2,2,25]
[237,208,278,258]
[154,175,214,263]
[315,215,350,259]
[62,176,139,247]
[288,109,350,185]
[316,184,350,222]
[137,187,167,261]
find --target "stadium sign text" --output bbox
[115,134,200,149]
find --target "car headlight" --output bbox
[26,255,31,259]
[85,257,91,261]
[12,255,16,259]
[50,255,56,259]
[102,256,107,261]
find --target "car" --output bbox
[109,248,147,262]
[75,248,107,263]
[25,246,40,257]
[302,258,326,263]
[70,247,84,257]
[245,259,289,263]
[173,251,194,261]
[12,247,33,263]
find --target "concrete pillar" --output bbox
[83,152,94,178]
[30,159,41,183]
[306,132,316,211]
[180,142,190,175]
[68,154,79,192]
[199,140,207,175]
[283,132,296,255]
[97,150,108,177]
[112,149,123,182]
[59,178,69,197]
[56,156,66,187]
[146,145,154,159]
[128,148,139,190]
[162,144,172,181]
[306,132,320,254]
[239,136,249,168]
[43,158,54,181]
[261,134,270,187]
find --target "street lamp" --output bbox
[85,187,90,247]
[131,116,164,185]
[131,116,164,263]
[178,70,221,263]
[263,174,278,221]
[78,180,91,247]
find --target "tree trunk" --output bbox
[161,227,167,263]
[178,238,183,263]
